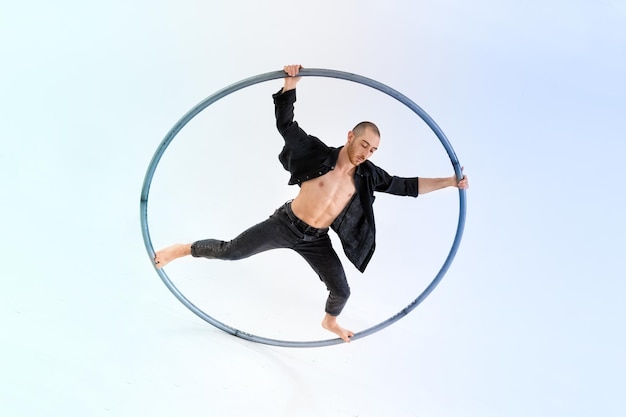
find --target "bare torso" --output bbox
[290,164,356,228]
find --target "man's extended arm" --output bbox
[418,172,469,195]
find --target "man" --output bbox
[154,64,469,342]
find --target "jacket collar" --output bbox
[324,146,371,176]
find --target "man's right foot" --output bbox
[154,243,192,268]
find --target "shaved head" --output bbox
[352,121,380,138]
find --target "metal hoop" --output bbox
[140,68,467,347]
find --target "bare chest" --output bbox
[292,168,357,227]
[302,169,355,202]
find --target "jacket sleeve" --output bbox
[273,88,331,183]
[273,88,309,146]
[370,163,419,197]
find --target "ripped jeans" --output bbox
[190,201,350,316]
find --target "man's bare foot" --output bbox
[154,243,192,268]
[322,313,354,343]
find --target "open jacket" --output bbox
[273,88,419,272]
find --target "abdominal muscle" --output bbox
[290,169,356,229]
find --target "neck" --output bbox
[336,146,357,174]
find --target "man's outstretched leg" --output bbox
[154,206,293,269]
[154,243,191,268]
[322,313,354,343]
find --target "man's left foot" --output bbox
[322,314,354,343]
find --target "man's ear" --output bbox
[347,130,354,144]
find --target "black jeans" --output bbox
[191,201,350,316]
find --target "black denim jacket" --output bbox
[273,89,419,272]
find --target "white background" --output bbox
[1,1,624,416]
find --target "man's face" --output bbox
[346,128,380,166]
